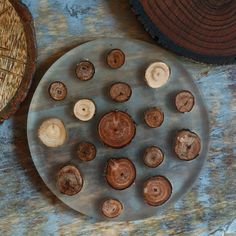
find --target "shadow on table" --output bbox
[107,0,152,42]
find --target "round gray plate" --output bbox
[27,38,209,221]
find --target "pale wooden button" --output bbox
[38,118,67,148]
[73,99,96,121]
[145,62,170,88]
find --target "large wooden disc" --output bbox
[0,0,36,122]
[130,0,236,64]
[27,38,209,221]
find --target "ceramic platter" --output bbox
[27,38,209,221]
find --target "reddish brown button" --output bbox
[75,61,95,81]
[48,81,67,101]
[77,141,96,161]
[143,176,172,206]
[144,107,164,128]
[56,165,83,196]
[174,130,201,161]
[106,49,125,69]
[175,90,195,113]
[98,110,136,148]
[105,158,136,190]
[109,82,132,103]
[143,146,164,168]
[101,199,123,218]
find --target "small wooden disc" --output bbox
[144,107,164,128]
[101,199,123,218]
[76,141,96,161]
[75,61,95,81]
[174,130,201,161]
[73,99,96,121]
[49,81,67,101]
[106,49,125,69]
[98,110,136,148]
[143,176,172,206]
[143,146,164,168]
[38,118,67,148]
[56,165,83,196]
[105,158,136,190]
[175,90,195,113]
[109,82,132,103]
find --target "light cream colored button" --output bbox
[73,99,96,121]
[145,62,170,88]
[38,118,67,148]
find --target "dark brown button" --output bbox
[144,107,164,128]
[106,49,125,69]
[143,146,164,168]
[175,90,195,113]
[105,158,136,190]
[143,176,172,206]
[48,81,67,101]
[77,141,96,161]
[75,61,95,81]
[109,82,132,103]
[56,165,83,196]
[98,110,136,148]
[101,199,123,218]
[174,130,201,161]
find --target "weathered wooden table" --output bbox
[0,1,235,235]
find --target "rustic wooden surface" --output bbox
[0,0,235,235]
[130,0,236,64]
[27,38,209,221]
[0,0,36,122]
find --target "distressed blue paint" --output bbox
[21,0,39,18]
[0,0,235,235]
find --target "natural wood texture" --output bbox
[0,0,36,122]
[130,0,236,64]
[0,0,235,235]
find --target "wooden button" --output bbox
[144,107,164,128]
[145,62,170,88]
[101,199,123,218]
[143,146,164,168]
[106,49,125,69]
[38,118,67,148]
[109,82,132,103]
[49,81,67,101]
[174,130,201,161]
[73,99,96,121]
[75,61,95,81]
[77,141,96,161]
[175,90,195,113]
[56,165,83,196]
[143,176,172,206]
[105,158,136,190]
[98,110,136,148]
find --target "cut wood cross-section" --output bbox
[130,0,236,64]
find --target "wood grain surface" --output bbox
[0,0,36,122]
[0,0,235,235]
[130,0,236,65]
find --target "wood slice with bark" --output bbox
[0,0,36,122]
[130,0,236,64]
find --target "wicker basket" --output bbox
[0,0,36,123]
